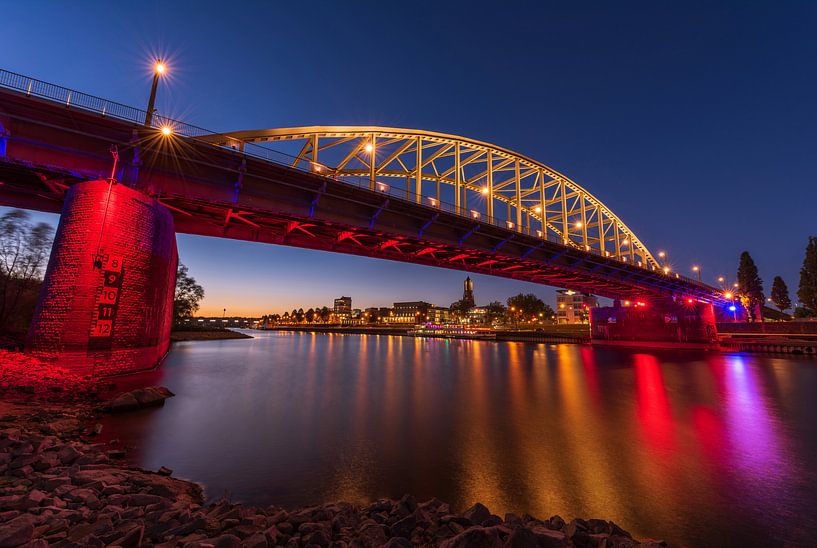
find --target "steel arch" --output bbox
[201,126,659,270]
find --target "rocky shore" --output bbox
[0,350,665,547]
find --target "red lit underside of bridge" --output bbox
[0,89,723,374]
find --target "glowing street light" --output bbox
[724,292,733,299]
[534,206,542,213]
[692,265,701,282]
[481,186,489,195]
[160,125,173,137]
[718,276,725,283]
[145,58,167,127]
[575,221,583,229]
[364,142,373,153]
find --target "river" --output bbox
[102,331,817,546]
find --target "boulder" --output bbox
[0,514,34,547]
[463,502,492,526]
[131,387,169,408]
[109,393,140,413]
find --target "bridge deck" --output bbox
[0,84,721,303]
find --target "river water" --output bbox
[102,331,817,546]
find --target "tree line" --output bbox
[736,236,817,321]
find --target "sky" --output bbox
[2,1,815,315]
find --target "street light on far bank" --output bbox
[145,59,167,128]
[692,265,701,282]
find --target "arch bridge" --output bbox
[0,69,727,373]
[202,127,657,271]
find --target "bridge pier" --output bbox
[27,180,177,376]
[590,299,718,345]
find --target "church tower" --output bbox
[462,276,475,308]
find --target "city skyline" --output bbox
[3,1,815,316]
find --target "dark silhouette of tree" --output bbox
[506,293,547,316]
[736,251,764,322]
[795,307,815,318]
[770,276,791,314]
[484,301,507,323]
[305,308,315,323]
[798,236,817,315]
[449,299,472,320]
[0,210,53,331]
[319,306,331,323]
[173,263,205,322]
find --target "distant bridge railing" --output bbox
[0,68,707,290]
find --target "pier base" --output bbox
[590,300,717,344]
[27,180,177,376]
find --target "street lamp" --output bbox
[145,59,167,127]
[692,265,701,282]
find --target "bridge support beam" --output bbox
[590,300,718,345]
[27,180,177,376]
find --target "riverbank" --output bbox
[265,325,591,345]
[0,350,666,547]
[171,329,254,342]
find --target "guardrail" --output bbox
[0,68,711,290]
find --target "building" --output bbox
[391,301,432,324]
[466,306,488,325]
[462,276,475,308]
[556,290,598,324]
[364,307,392,323]
[333,296,352,317]
[429,306,452,324]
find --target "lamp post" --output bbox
[145,60,166,127]
[692,265,701,282]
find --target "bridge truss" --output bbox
[202,127,659,271]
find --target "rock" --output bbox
[384,538,412,548]
[109,392,140,413]
[547,515,566,531]
[303,528,331,547]
[110,525,144,548]
[483,515,503,527]
[357,523,388,546]
[439,526,503,548]
[123,493,165,507]
[463,502,492,526]
[131,387,170,408]
[0,514,34,547]
[158,466,173,476]
[390,514,416,538]
[57,444,81,464]
[530,527,569,547]
[587,519,611,535]
[212,534,243,548]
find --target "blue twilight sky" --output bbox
[2,1,816,316]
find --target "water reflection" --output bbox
[101,332,817,546]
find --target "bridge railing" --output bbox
[0,68,711,291]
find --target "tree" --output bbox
[449,299,472,320]
[484,301,507,324]
[798,236,817,315]
[736,251,764,322]
[795,307,815,319]
[305,308,315,323]
[770,276,792,314]
[0,210,54,331]
[506,293,548,316]
[318,306,331,323]
[173,263,205,322]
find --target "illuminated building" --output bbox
[556,289,597,324]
